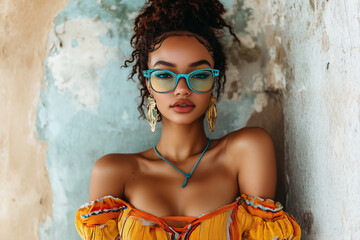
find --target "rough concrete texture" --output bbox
[0,0,69,239]
[282,0,360,239]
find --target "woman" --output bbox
[75,0,301,239]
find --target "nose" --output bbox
[174,77,191,96]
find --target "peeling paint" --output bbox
[266,62,286,91]
[46,18,118,110]
[71,38,79,48]
[251,73,264,92]
[253,93,268,112]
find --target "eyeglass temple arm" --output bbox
[143,70,149,78]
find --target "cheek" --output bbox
[203,98,212,112]
[152,94,169,112]
[195,94,212,112]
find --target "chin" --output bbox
[166,114,205,126]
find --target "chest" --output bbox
[124,153,239,217]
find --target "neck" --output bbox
[155,117,209,162]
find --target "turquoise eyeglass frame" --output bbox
[143,68,220,93]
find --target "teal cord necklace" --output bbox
[153,138,211,188]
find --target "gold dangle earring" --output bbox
[206,95,217,132]
[146,96,158,132]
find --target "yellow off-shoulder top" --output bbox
[75,193,301,239]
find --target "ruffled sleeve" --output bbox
[238,194,301,240]
[75,196,128,240]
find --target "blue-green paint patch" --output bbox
[99,28,118,47]
[71,38,79,48]
[227,0,253,34]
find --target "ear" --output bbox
[145,78,152,96]
[214,76,220,89]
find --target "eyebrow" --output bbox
[153,60,212,68]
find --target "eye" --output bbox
[191,72,211,79]
[153,71,173,79]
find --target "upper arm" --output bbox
[89,154,132,201]
[226,127,277,199]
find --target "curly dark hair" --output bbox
[122,0,240,119]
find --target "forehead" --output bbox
[148,35,214,68]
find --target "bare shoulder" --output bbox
[225,127,274,153]
[89,153,138,201]
[224,127,277,199]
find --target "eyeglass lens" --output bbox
[150,70,214,93]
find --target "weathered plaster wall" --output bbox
[1,0,296,239]
[282,0,360,239]
[0,0,68,239]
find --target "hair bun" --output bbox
[143,0,227,32]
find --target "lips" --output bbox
[170,99,195,113]
[171,100,195,108]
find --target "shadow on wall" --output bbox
[246,93,286,205]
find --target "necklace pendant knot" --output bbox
[182,175,191,188]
